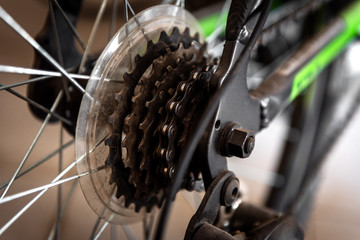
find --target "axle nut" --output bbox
[221,123,255,158]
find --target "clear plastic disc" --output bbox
[75,4,204,224]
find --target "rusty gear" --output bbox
[104,27,214,212]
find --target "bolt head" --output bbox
[225,126,255,158]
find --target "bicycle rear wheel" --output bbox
[0,1,218,239]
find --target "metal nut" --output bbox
[222,123,255,158]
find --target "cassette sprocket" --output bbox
[76,5,213,223]
[105,27,212,211]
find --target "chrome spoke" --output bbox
[0,65,90,80]
[143,211,155,240]
[0,91,64,202]
[109,0,119,39]
[1,161,105,204]
[125,1,135,17]
[93,221,110,240]
[0,171,91,204]
[0,6,85,94]
[175,0,185,8]
[0,140,74,191]
[111,224,119,240]
[122,225,136,240]
[0,151,77,235]
[206,0,231,47]
[123,0,129,22]
[51,0,86,51]
[78,0,109,74]
[90,217,103,240]
[58,179,78,218]
[0,84,72,125]
[48,179,79,240]
[125,1,150,42]
[0,132,107,235]
[90,185,116,239]
[0,75,50,91]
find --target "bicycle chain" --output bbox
[104,27,212,211]
[155,62,217,180]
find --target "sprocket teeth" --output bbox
[134,54,142,65]
[128,170,136,185]
[165,47,172,54]
[193,32,200,43]
[159,30,169,41]
[166,66,173,72]
[123,115,130,127]
[105,26,210,212]
[105,133,120,146]
[105,149,117,166]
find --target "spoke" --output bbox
[0,165,104,205]
[175,0,185,8]
[0,171,91,204]
[125,1,135,17]
[58,179,78,218]
[111,224,119,240]
[48,179,79,240]
[93,221,110,240]
[122,225,136,240]
[109,0,119,40]
[0,83,72,125]
[0,91,64,202]
[0,75,50,91]
[0,129,106,234]
[2,133,105,201]
[51,0,87,51]
[143,212,155,240]
[206,0,231,47]
[123,0,129,22]
[0,6,85,94]
[90,217,103,240]
[0,130,107,235]
[90,185,116,239]
[48,0,70,101]
[0,158,76,235]
[0,65,90,81]
[55,124,64,240]
[125,1,150,42]
[0,140,74,191]
[78,0,109,74]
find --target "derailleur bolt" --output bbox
[221,176,240,207]
[221,122,255,158]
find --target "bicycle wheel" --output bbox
[0,0,228,239]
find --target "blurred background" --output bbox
[0,0,360,239]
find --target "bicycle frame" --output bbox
[158,0,360,238]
